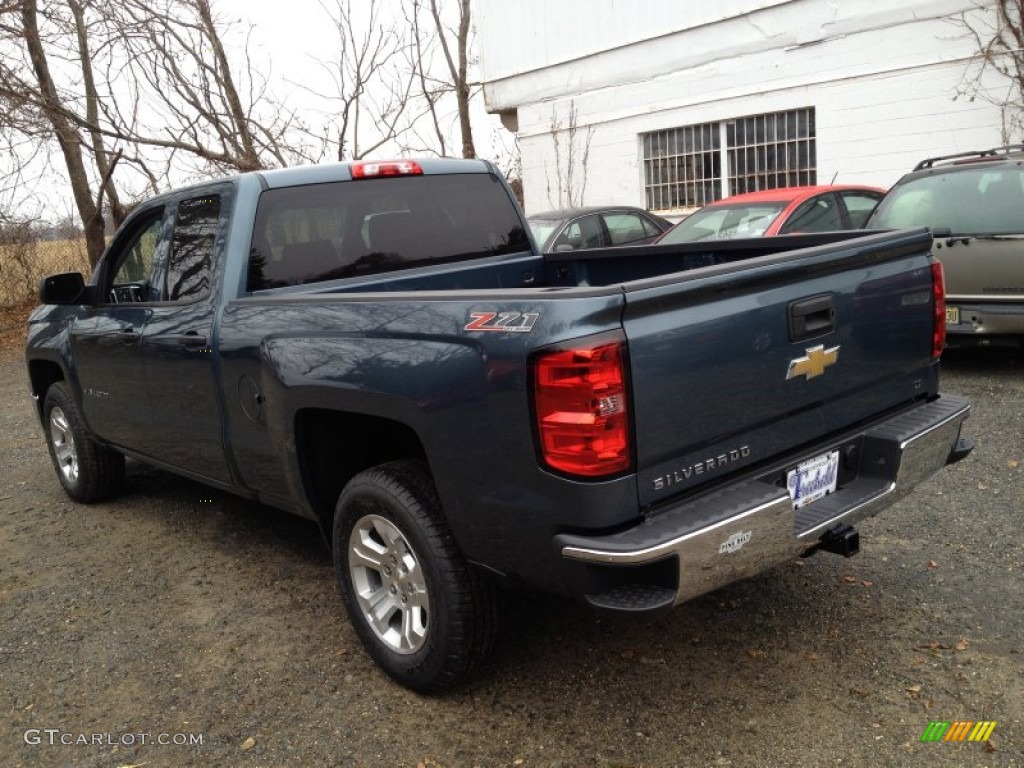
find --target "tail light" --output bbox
[532,337,632,478]
[932,261,946,361]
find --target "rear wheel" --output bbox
[333,460,498,693]
[43,382,124,503]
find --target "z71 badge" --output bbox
[464,311,539,333]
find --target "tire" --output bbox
[42,382,125,503]
[333,460,499,693]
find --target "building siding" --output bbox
[476,0,1008,214]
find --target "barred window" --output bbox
[642,107,816,211]
[728,108,816,194]
[643,122,721,210]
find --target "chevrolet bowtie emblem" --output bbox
[786,344,840,381]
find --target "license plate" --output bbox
[946,306,960,325]
[787,451,840,509]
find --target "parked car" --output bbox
[656,185,885,243]
[866,146,1024,348]
[527,206,672,251]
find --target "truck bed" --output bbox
[249,230,887,296]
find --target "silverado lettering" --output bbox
[653,446,752,490]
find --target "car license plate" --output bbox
[787,450,840,509]
[946,306,960,325]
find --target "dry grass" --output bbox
[0,298,35,359]
[0,238,90,308]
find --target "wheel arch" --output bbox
[294,408,428,547]
[27,358,68,423]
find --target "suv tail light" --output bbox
[932,261,946,361]
[532,337,632,478]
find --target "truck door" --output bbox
[136,191,232,483]
[69,207,166,447]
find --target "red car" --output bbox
[656,185,885,243]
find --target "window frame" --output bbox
[165,194,222,304]
[641,107,817,213]
[100,207,169,305]
[777,192,842,235]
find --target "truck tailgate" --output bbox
[623,229,940,509]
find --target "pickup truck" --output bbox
[27,158,973,692]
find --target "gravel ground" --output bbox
[1,345,1021,768]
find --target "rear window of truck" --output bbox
[246,173,529,290]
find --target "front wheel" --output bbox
[333,460,498,693]
[42,383,125,503]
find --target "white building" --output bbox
[475,0,1011,215]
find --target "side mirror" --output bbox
[553,243,577,253]
[39,272,92,305]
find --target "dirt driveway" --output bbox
[2,345,1021,768]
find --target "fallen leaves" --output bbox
[914,639,970,652]
[746,648,767,660]
[840,575,874,586]
[1009,459,1020,469]
[926,560,941,569]
[240,736,256,752]
[905,684,922,699]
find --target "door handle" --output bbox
[165,332,209,349]
[789,294,836,341]
[118,328,141,344]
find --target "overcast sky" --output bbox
[216,0,509,164]
[6,0,512,223]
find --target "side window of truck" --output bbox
[105,211,167,304]
[104,195,221,304]
[166,195,220,302]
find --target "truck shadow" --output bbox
[120,459,330,567]
[112,458,931,722]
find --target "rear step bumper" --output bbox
[556,394,972,612]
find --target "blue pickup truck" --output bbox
[26,158,972,692]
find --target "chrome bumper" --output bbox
[557,394,971,608]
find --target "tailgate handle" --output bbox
[789,294,835,341]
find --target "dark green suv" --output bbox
[867,146,1024,348]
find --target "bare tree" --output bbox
[68,0,126,226]
[952,0,1024,144]
[1,0,307,265]
[428,0,474,158]
[93,0,304,172]
[544,102,593,209]
[301,0,417,161]
[404,0,476,159]
[14,0,107,262]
